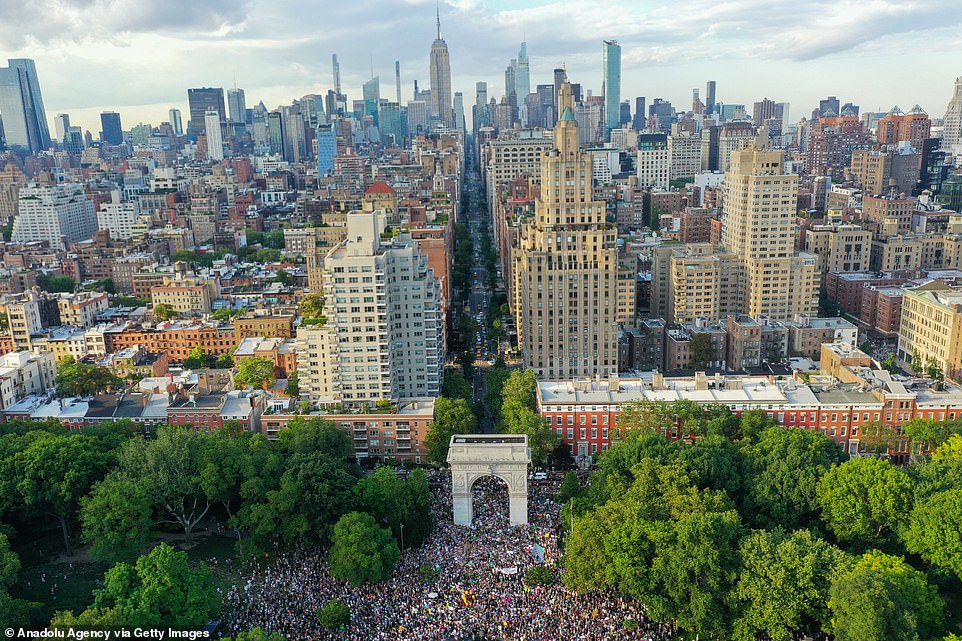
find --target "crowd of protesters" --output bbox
[221,471,678,640]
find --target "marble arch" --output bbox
[446,434,532,526]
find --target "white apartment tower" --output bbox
[12,183,97,251]
[297,211,445,408]
[204,110,224,161]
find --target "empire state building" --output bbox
[429,9,453,128]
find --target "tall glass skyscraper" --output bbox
[100,111,123,145]
[187,87,226,140]
[603,40,621,137]
[0,58,50,153]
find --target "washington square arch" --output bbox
[446,434,532,526]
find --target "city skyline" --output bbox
[3,0,961,133]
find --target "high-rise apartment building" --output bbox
[187,87,226,140]
[407,100,429,137]
[12,183,98,251]
[944,77,962,155]
[429,9,453,128]
[722,144,818,320]
[0,59,50,153]
[603,40,621,137]
[205,110,224,161]
[877,105,931,149]
[636,133,669,189]
[296,211,444,408]
[513,83,619,379]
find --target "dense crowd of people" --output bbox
[221,470,678,640]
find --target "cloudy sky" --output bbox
[2,0,960,134]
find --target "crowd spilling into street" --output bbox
[221,470,678,640]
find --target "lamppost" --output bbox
[400,522,405,551]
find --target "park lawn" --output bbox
[183,533,245,594]
[10,524,243,627]
[9,524,109,626]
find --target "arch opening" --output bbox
[470,474,510,528]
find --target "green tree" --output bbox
[239,452,358,547]
[10,432,112,554]
[932,434,962,461]
[689,332,713,370]
[274,269,292,286]
[817,457,913,546]
[285,372,299,396]
[732,529,848,641]
[212,307,243,322]
[882,353,899,373]
[506,406,559,465]
[742,426,847,530]
[329,511,400,586]
[828,550,945,641]
[860,420,899,455]
[926,356,944,381]
[0,532,33,626]
[277,417,353,460]
[556,470,584,503]
[738,409,779,441]
[317,599,351,630]
[119,427,212,546]
[355,467,434,549]
[38,273,75,293]
[499,369,537,432]
[902,489,962,581]
[234,356,276,389]
[425,397,476,465]
[89,543,220,627]
[904,417,959,458]
[441,370,472,401]
[153,302,176,321]
[55,356,122,397]
[81,474,154,563]
[182,346,213,370]
[215,353,235,369]
[676,433,745,498]
[615,399,676,438]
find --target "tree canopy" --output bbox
[328,512,400,586]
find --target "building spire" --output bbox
[436,1,441,40]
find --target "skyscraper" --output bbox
[603,40,621,137]
[705,80,717,115]
[100,111,123,145]
[474,81,488,130]
[515,41,530,99]
[722,143,817,320]
[54,113,69,142]
[316,124,336,176]
[0,58,50,153]
[943,76,962,155]
[453,92,465,133]
[514,82,618,379]
[552,68,567,127]
[395,61,402,105]
[633,97,646,130]
[168,108,183,136]
[205,110,224,161]
[332,54,342,94]
[187,87,226,140]
[227,88,247,124]
[429,7,453,127]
